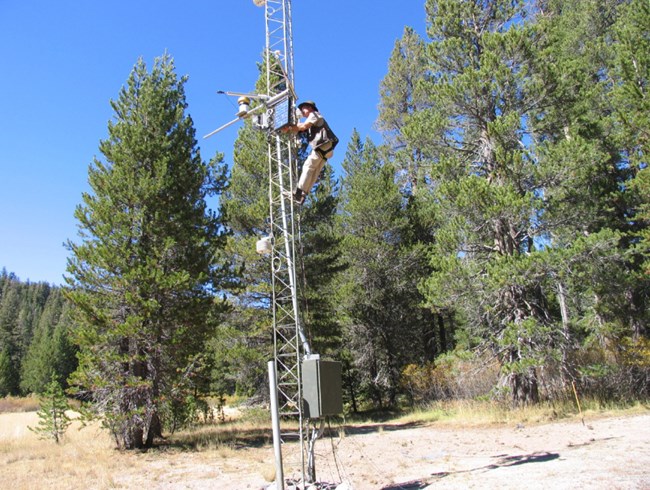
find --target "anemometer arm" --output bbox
[202,95,266,139]
[203,117,242,139]
[203,89,294,139]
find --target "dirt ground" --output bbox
[2,411,649,489]
[311,413,650,490]
[112,412,650,489]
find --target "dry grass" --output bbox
[169,419,273,450]
[0,412,128,489]
[393,398,650,428]
[0,405,278,490]
[0,395,40,413]
[2,398,647,489]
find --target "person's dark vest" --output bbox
[307,113,339,157]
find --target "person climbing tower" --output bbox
[282,100,338,205]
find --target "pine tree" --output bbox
[65,54,228,449]
[409,0,551,405]
[612,0,650,168]
[336,131,431,407]
[378,23,453,361]
[529,0,649,391]
[0,278,21,395]
[51,310,78,389]
[402,0,648,404]
[612,0,650,300]
[29,376,71,444]
[297,163,344,356]
[21,289,77,394]
[0,347,13,397]
[378,26,429,194]
[213,65,277,398]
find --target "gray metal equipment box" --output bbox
[302,358,343,419]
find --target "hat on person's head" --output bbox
[298,100,318,111]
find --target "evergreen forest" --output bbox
[1,0,649,449]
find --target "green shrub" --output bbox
[29,377,71,443]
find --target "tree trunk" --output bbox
[438,313,448,354]
[124,425,144,450]
[145,412,162,447]
[509,367,540,406]
[557,281,575,389]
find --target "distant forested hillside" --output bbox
[0,269,77,396]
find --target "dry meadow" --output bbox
[1,403,649,489]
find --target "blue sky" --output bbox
[0,1,427,285]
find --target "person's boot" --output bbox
[293,188,305,205]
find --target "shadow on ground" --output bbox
[380,451,560,490]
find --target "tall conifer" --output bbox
[65,54,228,449]
[411,0,548,404]
[336,131,430,406]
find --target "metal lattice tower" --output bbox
[261,1,313,487]
[205,2,320,487]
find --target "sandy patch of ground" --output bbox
[313,413,650,490]
[1,411,648,489]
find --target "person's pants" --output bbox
[297,148,333,193]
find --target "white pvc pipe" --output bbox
[268,361,284,490]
